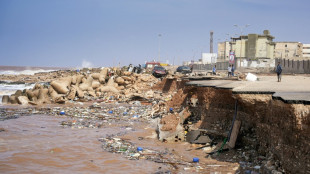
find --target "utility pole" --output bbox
[158,34,161,63]
[210,31,214,53]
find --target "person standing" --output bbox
[228,65,232,77]
[212,65,216,75]
[231,64,235,76]
[276,61,282,82]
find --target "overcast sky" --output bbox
[0,0,309,68]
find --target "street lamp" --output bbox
[158,34,162,63]
[233,24,250,68]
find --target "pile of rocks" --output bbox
[2,68,159,105]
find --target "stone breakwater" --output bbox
[1,67,166,105]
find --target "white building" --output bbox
[303,44,310,58]
[200,53,217,64]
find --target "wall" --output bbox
[277,58,310,74]
[275,42,303,59]
[236,58,275,68]
[192,62,229,71]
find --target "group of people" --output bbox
[128,64,142,74]
[212,64,235,77]
[212,61,283,82]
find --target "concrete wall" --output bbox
[277,58,310,74]
[236,58,275,68]
[192,62,230,71]
[275,42,302,59]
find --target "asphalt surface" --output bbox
[186,74,310,104]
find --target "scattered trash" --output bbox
[245,73,257,82]
[193,157,199,163]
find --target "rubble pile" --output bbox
[2,68,161,105]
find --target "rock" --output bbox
[79,76,93,91]
[50,77,72,94]
[75,75,84,86]
[98,86,119,93]
[99,68,108,83]
[9,95,18,104]
[17,96,29,105]
[67,86,77,100]
[91,73,100,80]
[25,89,36,101]
[115,77,125,85]
[71,75,77,84]
[186,130,201,143]
[37,89,50,104]
[14,90,23,96]
[194,135,212,144]
[2,95,9,104]
[74,86,84,98]
[92,80,100,89]
[88,90,96,97]
[145,90,154,98]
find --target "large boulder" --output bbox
[75,75,84,86]
[2,95,9,104]
[37,89,50,104]
[72,85,84,98]
[91,73,100,80]
[9,95,18,104]
[79,76,93,91]
[17,96,29,105]
[50,77,72,94]
[92,80,101,89]
[98,86,119,93]
[115,77,125,85]
[67,86,77,100]
[99,68,109,83]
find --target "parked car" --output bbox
[152,66,167,77]
[176,66,192,74]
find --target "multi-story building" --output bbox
[230,30,275,61]
[217,41,230,62]
[274,42,302,59]
[303,44,310,58]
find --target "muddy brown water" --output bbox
[0,114,239,174]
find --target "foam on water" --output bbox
[0,69,55,75]
[0,83,35,103]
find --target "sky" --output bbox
[0,0,309,68]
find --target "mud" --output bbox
[161,80,310,174]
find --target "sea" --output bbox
[0,66,65,103]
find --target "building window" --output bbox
[285,44,287,47]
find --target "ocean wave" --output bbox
[0,69,56,75]
[0,84,35,96]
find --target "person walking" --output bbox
[228,65,232,77]
[276,61,282,82]
[212,65,216,75]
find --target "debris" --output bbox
[246,73,257,81]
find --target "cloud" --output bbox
[81,60,93,68]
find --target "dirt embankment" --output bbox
[155,79,310,174]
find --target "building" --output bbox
[217,30,276,68]
[231,30,275,60]
[303,44,310,58]
[274,42,302,59]
[200,53,217,64]
[217,41,230,62]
